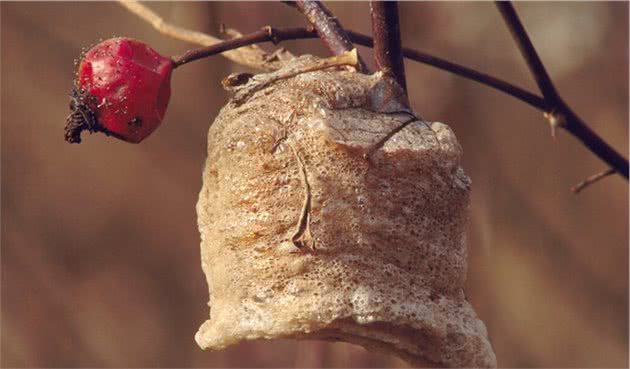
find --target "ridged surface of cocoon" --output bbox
[196,55,497,368]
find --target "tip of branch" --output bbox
[310,48,359,71]
[570,168,616,194]
[336,48,359,69]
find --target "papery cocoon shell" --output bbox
[195,55,497,368]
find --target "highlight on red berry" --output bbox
[64,37,173,144]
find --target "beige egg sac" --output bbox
[195,54,497,368]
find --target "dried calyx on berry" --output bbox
[65,37,173,144]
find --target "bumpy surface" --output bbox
[196,55,497,368]
[70,38,172,143]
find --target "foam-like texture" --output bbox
[196,55,497,368]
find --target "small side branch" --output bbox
[562,110,629,178]
[369,1,407,93]
[292,0,368,71]
[571,169,616,194]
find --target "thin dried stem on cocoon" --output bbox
[195,54,497,368]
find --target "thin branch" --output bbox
[172,27,312,68]
[370,1,407,93]
[292,0,368,71]
[117,0,283,71]
[495,1,561,103]
[571,169,616,194]
[495,1,628,180]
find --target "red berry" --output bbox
[65,38,173,143]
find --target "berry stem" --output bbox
[171,27,314,68]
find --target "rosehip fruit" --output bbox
[65,37,173,143]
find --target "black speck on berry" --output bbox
[128,117,143,127]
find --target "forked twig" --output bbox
[496,2,560,103]
[496,1,628,187]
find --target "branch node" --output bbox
[544,110,566,139]
[261,26,279,45]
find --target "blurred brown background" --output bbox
[1,2,628,367]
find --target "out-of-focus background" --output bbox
[2,2,627,367]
